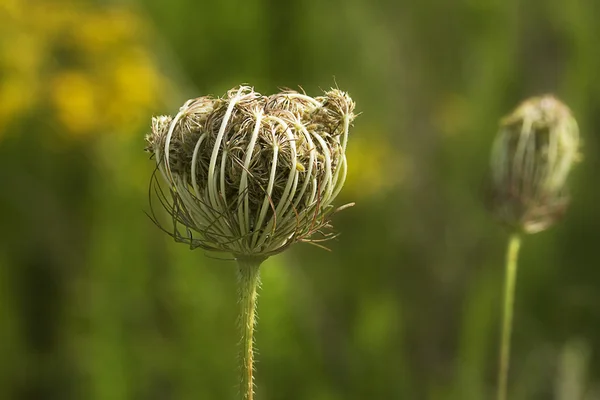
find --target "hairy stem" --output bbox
[237,256,265,400]
[497,234,522,400]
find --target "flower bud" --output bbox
[146,86,356,257]
[488,95,580,233]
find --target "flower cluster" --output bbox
[0,0,164,138]
[489,95,580,233]
[146,86,356,258]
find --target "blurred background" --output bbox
[1,0,599,399]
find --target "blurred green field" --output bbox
[1,0,599,399]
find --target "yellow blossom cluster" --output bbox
[0,0,167,138]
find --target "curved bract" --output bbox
[489,95,580,234]
[146,86,356,257]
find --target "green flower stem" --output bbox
[497,233,522,400]
[236,256,265,400]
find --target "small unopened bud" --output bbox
[488,95,580,234]
[146,86,356,258]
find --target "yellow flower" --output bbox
[51,72,97,135]
[0,0,167,139]
[345,130,405,199]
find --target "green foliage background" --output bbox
[1,0,599,399]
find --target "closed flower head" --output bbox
[489,95,580,233]
[146,86,356,258]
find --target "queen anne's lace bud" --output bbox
[489,95,580,234]
[146,86,356,257]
